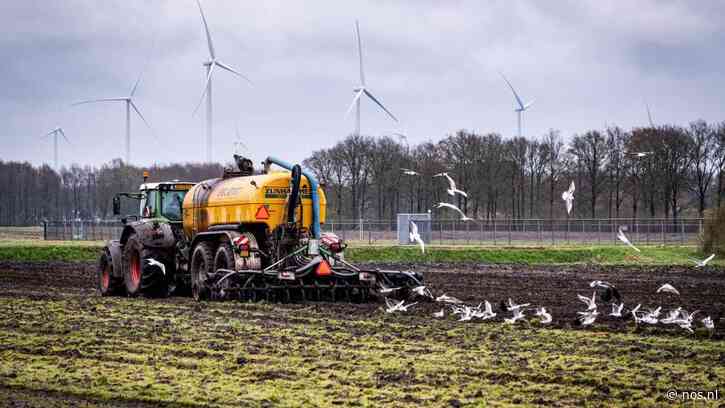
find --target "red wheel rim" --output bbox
[101,265,110,290]
[130,253,141,286]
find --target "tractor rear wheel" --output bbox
[191,242,215,301]
[98,249,122,296]
[123,233,166,297]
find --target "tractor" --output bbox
[97,155,423,301]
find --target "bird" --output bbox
[577,292,597,311]
[503,298,531,312]
[384,298,417,313]
[590,280,621,302]
[409,221,425,254]
[410,285,433,299]
[630,304,642,324]
[504,308,526,324]
[561,181,575,215]
[479,301,497,320]
[656,284,680,296]
[378,285,401,294]
[577,310,598,326]
[435,202,472,221]
[435,294,463,304]
[659,308,683,325]
[433,173,468,198]
[640,307,661,324]
[701,316,715,331]
[401,168,419,176]
[456,305,475,322]
[433,309,445,318]
[146,258,166,276]
[616,227,641,252]
[626,151,653,158]
[692,254,716,268]
[609,303,625,317]
[535,307,552,324]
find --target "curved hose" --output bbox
[265,157,321,238]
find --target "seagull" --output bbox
[433,173,468,198]
[590,280,621,302]
[561,181,575,215]
[411,285,433,299]
[433,309,445,318]
[609,303,625,317]
[702,316,715,331]
[616,227,640,252]
[503,298,531,311]
[401,168,419,176]
[479,301,497,320]
[378,285,401,294]
[384,298,418,313]
[435,202,473,221]
[535,307,552,324]
[409,221,425,254]
[577,310,598,326]
[504,308,526,324]
[457,305,475,322]
[627,151,653,158]
[146,258,166,275]
[660,308,683,324]
[630,304,642,324]
[656,284,680,296]
[640,307,661,324]
[692,254,716,268]
[577,292,597,311]
[435,294,463,304]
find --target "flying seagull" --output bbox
[503,298,531,312]
[378,285,401,294]
[626,151,653,158]
[577,292,597,311]
[409,221,425,254]
[630,304,642,324]
[702,316,715,331]
[659,308,683,325]
[401,168,419,176]
[435,294,463,304]
[480,301,497,320]
[692,254,716,268]
[561,181,575,215]
[616,227,640,252]
[535,307,552,324]
[384,298,417,313]
[410,285,433,299]
[656,284,680,296]
[146,258,166,276]
[640,307,661,325]
[504,308,526,324]
[609,302,625,317]
[590,280,621,302]
[433,173,468,198]
[435,202,473,221]
[577,310,598,326]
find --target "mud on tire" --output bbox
[191,242,215,301]
[122,233,167,297]
[98,249,123,296]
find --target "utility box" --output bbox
[397,213,432,245]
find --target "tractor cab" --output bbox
[112,171,194,224]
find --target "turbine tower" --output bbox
[72,72,151,164]
[499,71,534,138]
[41,127,70,170]
[645,102,655,127]
[193,0,252,163]
[345,20,398,136]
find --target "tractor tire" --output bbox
[123,233,166,297]
[98,249,122,296]
[214,243,235,271]
[191,242,215,301]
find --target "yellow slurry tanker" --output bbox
[97,155,422,301]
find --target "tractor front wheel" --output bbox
[191,242,215,301]
[98,249,122,296]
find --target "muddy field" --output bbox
[0,261,723,406]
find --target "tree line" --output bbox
[1,120,724,226]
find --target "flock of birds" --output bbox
[396,164,718,336]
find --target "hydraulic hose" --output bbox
[264,157,321,238]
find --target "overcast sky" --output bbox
[2,1,724,168]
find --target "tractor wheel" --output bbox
[191,242,214,301]
[98,249,122,296]
[214,243,235,272]
[123,233,166,297]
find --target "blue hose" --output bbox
[265,156,321,238]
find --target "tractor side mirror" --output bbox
[112,196,121,216]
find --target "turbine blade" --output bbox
[646,103,654,127]
[523,99,535,110]
[215,60,253,85]
[196,0,215,59]
[193,63,215,116]
[72,98,128,106]
[130,101,152,130]
[344,89,364,118]
[42,129,56,138]
[363,89,398,122]
[498,71,525,109]
[130,69,144,97]
[355,20,365,86]
[58,128,71,144]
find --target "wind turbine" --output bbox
[499,71,534,138]
[345,20,398,136]
[72,71,151,164]
[41,127,70,170]
[193,0,252,163]
[645,101,655,127]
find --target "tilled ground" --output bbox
[0,261,723,407]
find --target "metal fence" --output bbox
[43,218,704,246]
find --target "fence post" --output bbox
[661,219,665,245]
[551,219,555,245]
[493,218,497,245]
[680,220,684,244]
[508,219,512,245]
[538,219,541,244]
[597,219,601,245]
[42,221,47,240]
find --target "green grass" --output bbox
[0,241,104,262]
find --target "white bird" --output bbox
[640,307,661,325]
[457,305,475,322]
[433,173,468,198]
[535,307,552,324]
[616,227,641,252]
[504,308,526,324]
[378,285,401,294]
[409,221,425,254]
[660,308,683,324]
[435,203,472,221]
[702,316,715,331]
[656,284,680,296]
[627,151,653,158]
[590,280,621,302]
[561,181,575,215]
[433,309,445,318]
[609,303,624,317]
[693,254,716,268]
[146,258,166,276]
[384,298,417,313]
[401,168,419,176]
[504,298,531,311]
[630,304,642,324]
[411,285,433,299]
[577,292,597,311]
[436,294,463,304]
[478,301,497,320]
[577,310,598,326]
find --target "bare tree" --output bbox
[688,120,718,216]
[569,131,608,218]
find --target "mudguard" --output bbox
[105,240,124,279]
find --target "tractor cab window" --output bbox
[140,190,158,218]
[161,190,186,221]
